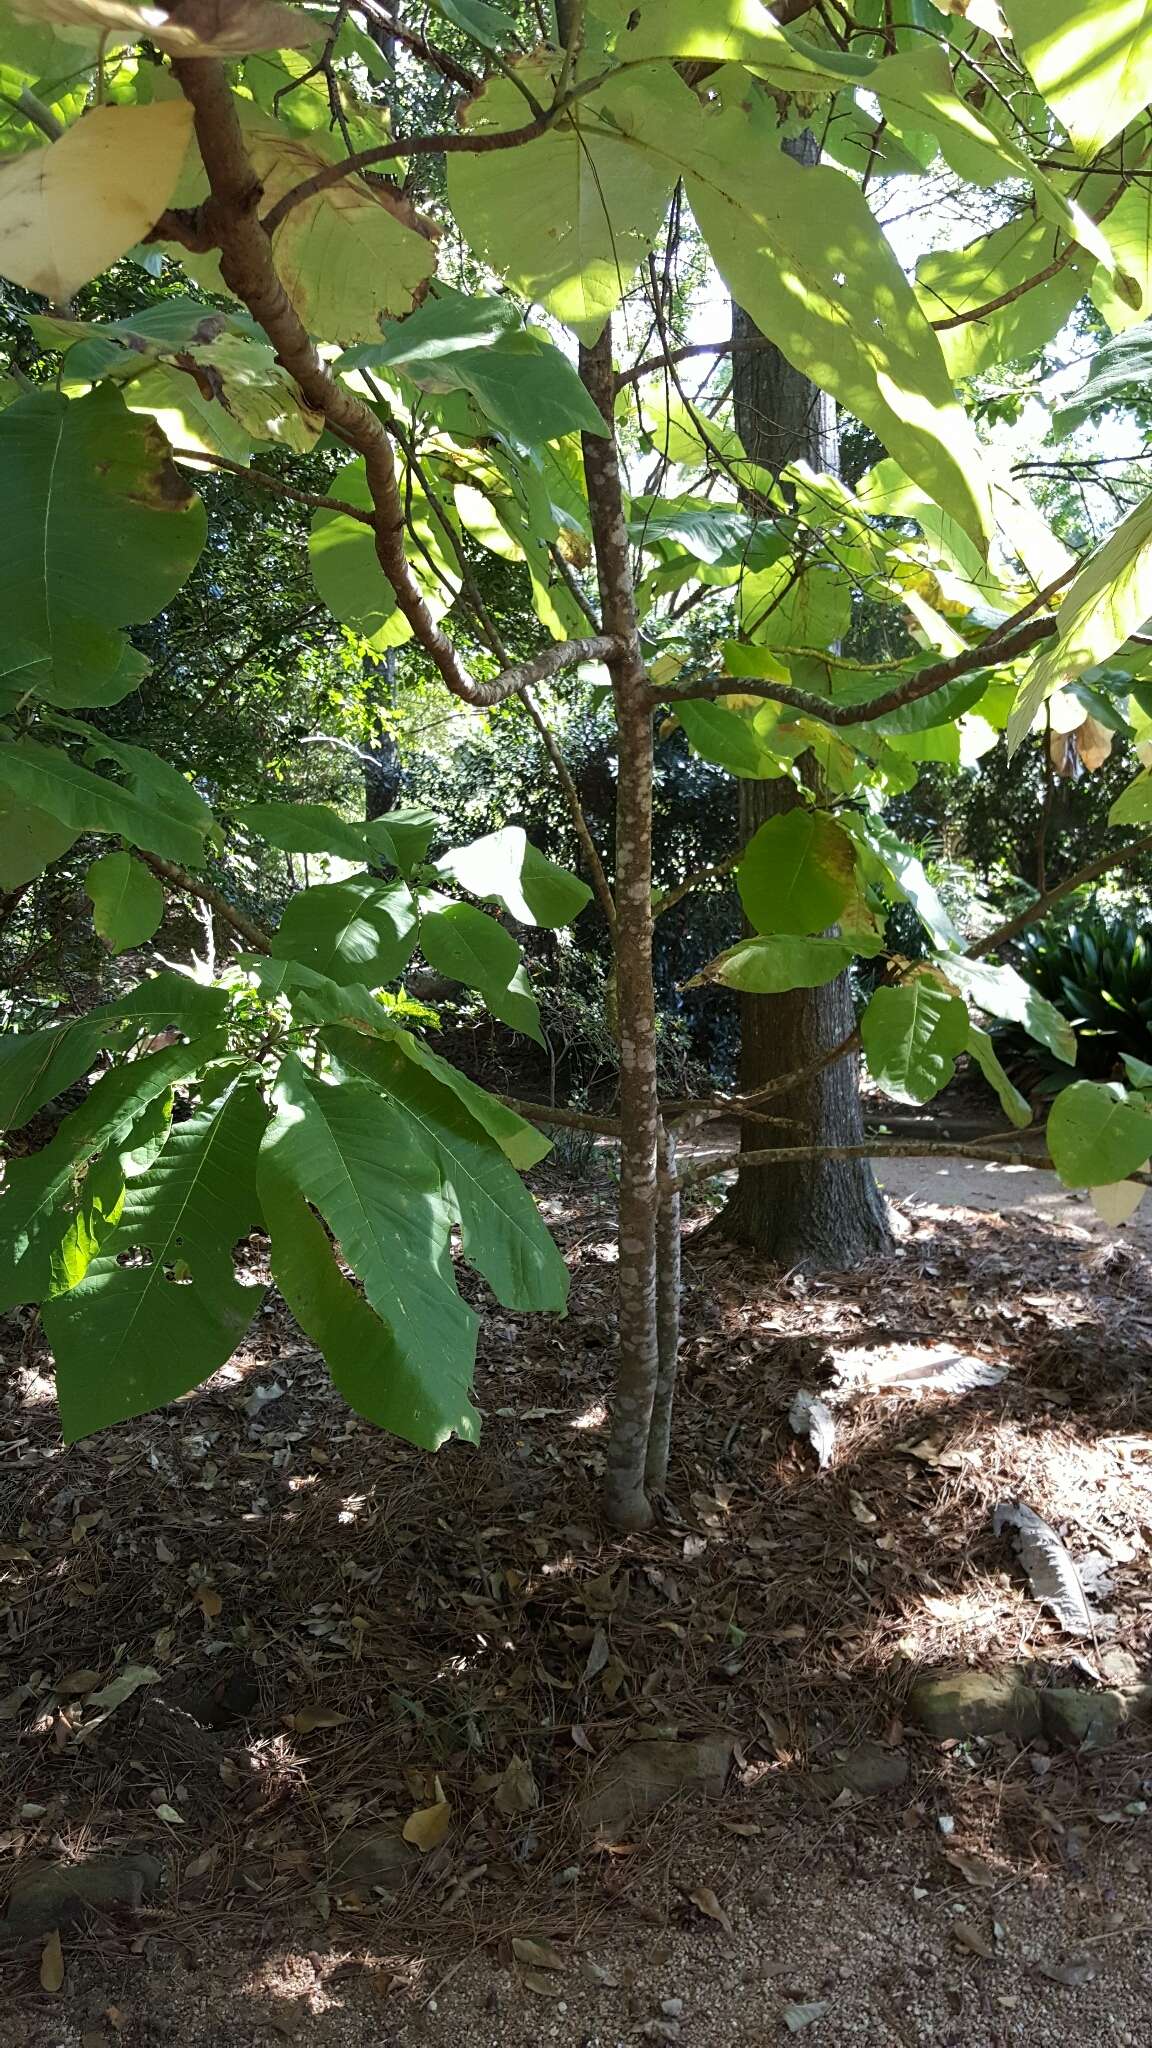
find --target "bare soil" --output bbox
[1,1163,1150,2047]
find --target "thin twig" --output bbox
[137,855,273,955]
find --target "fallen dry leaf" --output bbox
[286,1707,349,1733]
[848,1490,878,1525]
[84,1665,159,1715]
[402,1800,451,1852]
[953,1917,998,1959]
[944,1848,999,1889]
[194,1585,222,1622]
[55,1668,101,1696]
[521,1969,563,1998]
[494,1754,539,1817]
[783,2004,830,2034]
[40,1929,64,1993]
[687,1885,732,1934]
[512,1935,567,1972]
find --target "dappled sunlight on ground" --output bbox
[1,1174,1151,2044]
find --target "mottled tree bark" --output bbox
[720,135,891,1268]
[580,326,662,1530]
[644,1126,681,1493]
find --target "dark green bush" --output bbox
[1000,906,1152,1086]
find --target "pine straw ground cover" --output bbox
[0,1172,1151,2046]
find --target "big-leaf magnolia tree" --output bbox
[2,0,1152,1530]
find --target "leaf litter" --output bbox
[2,1170,1152,2042]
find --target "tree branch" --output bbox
[675,1133,1062,1190]
[519,684,618,935]
[928,178,1131,333]
[171,448,375,523]
[138,854,273,955]
[652,852,738,919]
[970,831,1152,957]
[656,588,1069,728]
[168,56,620,715]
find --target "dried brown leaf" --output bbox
[687,1885,732,1934]
[287,1707,349,1733]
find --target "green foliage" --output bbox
[1005,910,1152,1078]
[861,979,969,1104]
[3,0,1152,1470]
[84,851,165,953]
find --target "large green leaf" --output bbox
[1007,492,1152,751]
[0,741,207,867]
[0,789,77,888]
[339,291,608,446]
[737,809,858,936]
[0,973,230,1134]
[258,1053,481,1450]
[676,698,791,780]
[861,980,968,1104]
[237,798,438,876]
[1055,324,1152,434]
[0,1035,224,1312]
[436,827,592,928]
[1110,770,1152,824]
[1047,1078,1152,1186]
[241,953,394,1034]
[917,215,1090,382]
[841,813,961,950]
[271,875,418,987]
[686,932,881,992]
[85,851,165,954]
[0,388,206,699]
[1002,0,1152,161]
[665,85,991,547]
[385,1026,551,1170]
[45,1082,267,1439]
[327,1028,568,1312]
[420,899,543,1042]
[448,59,681,342]
[308,458,459,645]
[937,953,1077,1064]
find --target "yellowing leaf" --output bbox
[13,0,317,54]
[252,131,437,343]
[0,104,193,301]
[39,1929,64,1993]
[287,1706,349,1733]
[193,1584,222,1621]
[1002,0,1152,161]
[402,1799,452,1851]
[1008,490,1152,750]
[1091,1180,1146,1227]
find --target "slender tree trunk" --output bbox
[644,1126,681,1492]
[580,327,662,1530]
[720,135,891,1268]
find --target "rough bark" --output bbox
[580,326,662,1531]
[720,133,891,1269]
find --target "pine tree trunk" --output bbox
[720,135,891,1269]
